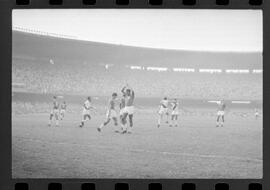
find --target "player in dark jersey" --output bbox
[216,100,226,127]
[98,93,118,132]
[60,101,67,120]
[48,96,60,127]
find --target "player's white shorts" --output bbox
[82,108,91,116]
[171,110,179,115]
[158,107,169,115]
[123,106,135,115]
[60,109,66,115]
[217,111,225,116]
[106,109,117,119]
[51,109,60,116]
[119,109,125,116]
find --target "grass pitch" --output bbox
[12,108,262,178]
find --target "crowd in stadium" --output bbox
[12,58,262,100]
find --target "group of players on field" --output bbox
[49,84,135,134]
[48,98,67,127]
[48,84,260,130]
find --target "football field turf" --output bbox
[12,110,262,178]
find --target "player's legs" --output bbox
[255,112,259,119]
[170,115,174,127]
[165,112,169,123]
[60,110,65,120]
[121,113,128,133]
[112,117,120,132]
[80,114,88,127]
[48,112,54,126]
[87,114,91,120]
[174,115,178,127]
[103,118,111,126]
[60,111,63,120]
[80,109,89,127]
[113,117,118,126]
[216,114,220,127]
[127,114,133,133]
[128,114,133,127]
[55,112,59,126]
[157,113,163,128]
[221,115,225,126]
[119,112,127,132]
[98,118,111,132]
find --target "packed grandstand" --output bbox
[12,30,262,100]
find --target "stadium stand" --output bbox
[12,31,262,100]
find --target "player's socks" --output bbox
[121,124,127,134]
[100,123,104,129]
[120,124,124,131]
[127,125,132,133]
[98,123,105,132]
[121,125,127,133]
[170,119,174,127]
[216,122,219,127]
[80,121,84,127]
[158,117,161,127]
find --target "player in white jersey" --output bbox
[121,84,135,133]
[60,101,67,120]
[216,100,226,127]
[98,93,118,132]
[79,96,95,128]
[48,96,60,127]
[169,98,180,127]
[157,97,169,128]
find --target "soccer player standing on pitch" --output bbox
[157,97,169,128]
[119,91,127,132]
[98,93,119,132]
[170,98,180,127]
[79,96,95,128]
[60,101,67,120]
[121,84,135,134]
[216,100,226,127]
[48,96,60,127]
[255,108,260,119]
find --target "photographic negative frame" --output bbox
[0,0,268,190]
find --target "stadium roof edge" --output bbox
[12,30,262,54]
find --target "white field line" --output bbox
[208,101,220,103]
[208,100,251,104]
[231,101,251,104]
[16,137,262,163]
